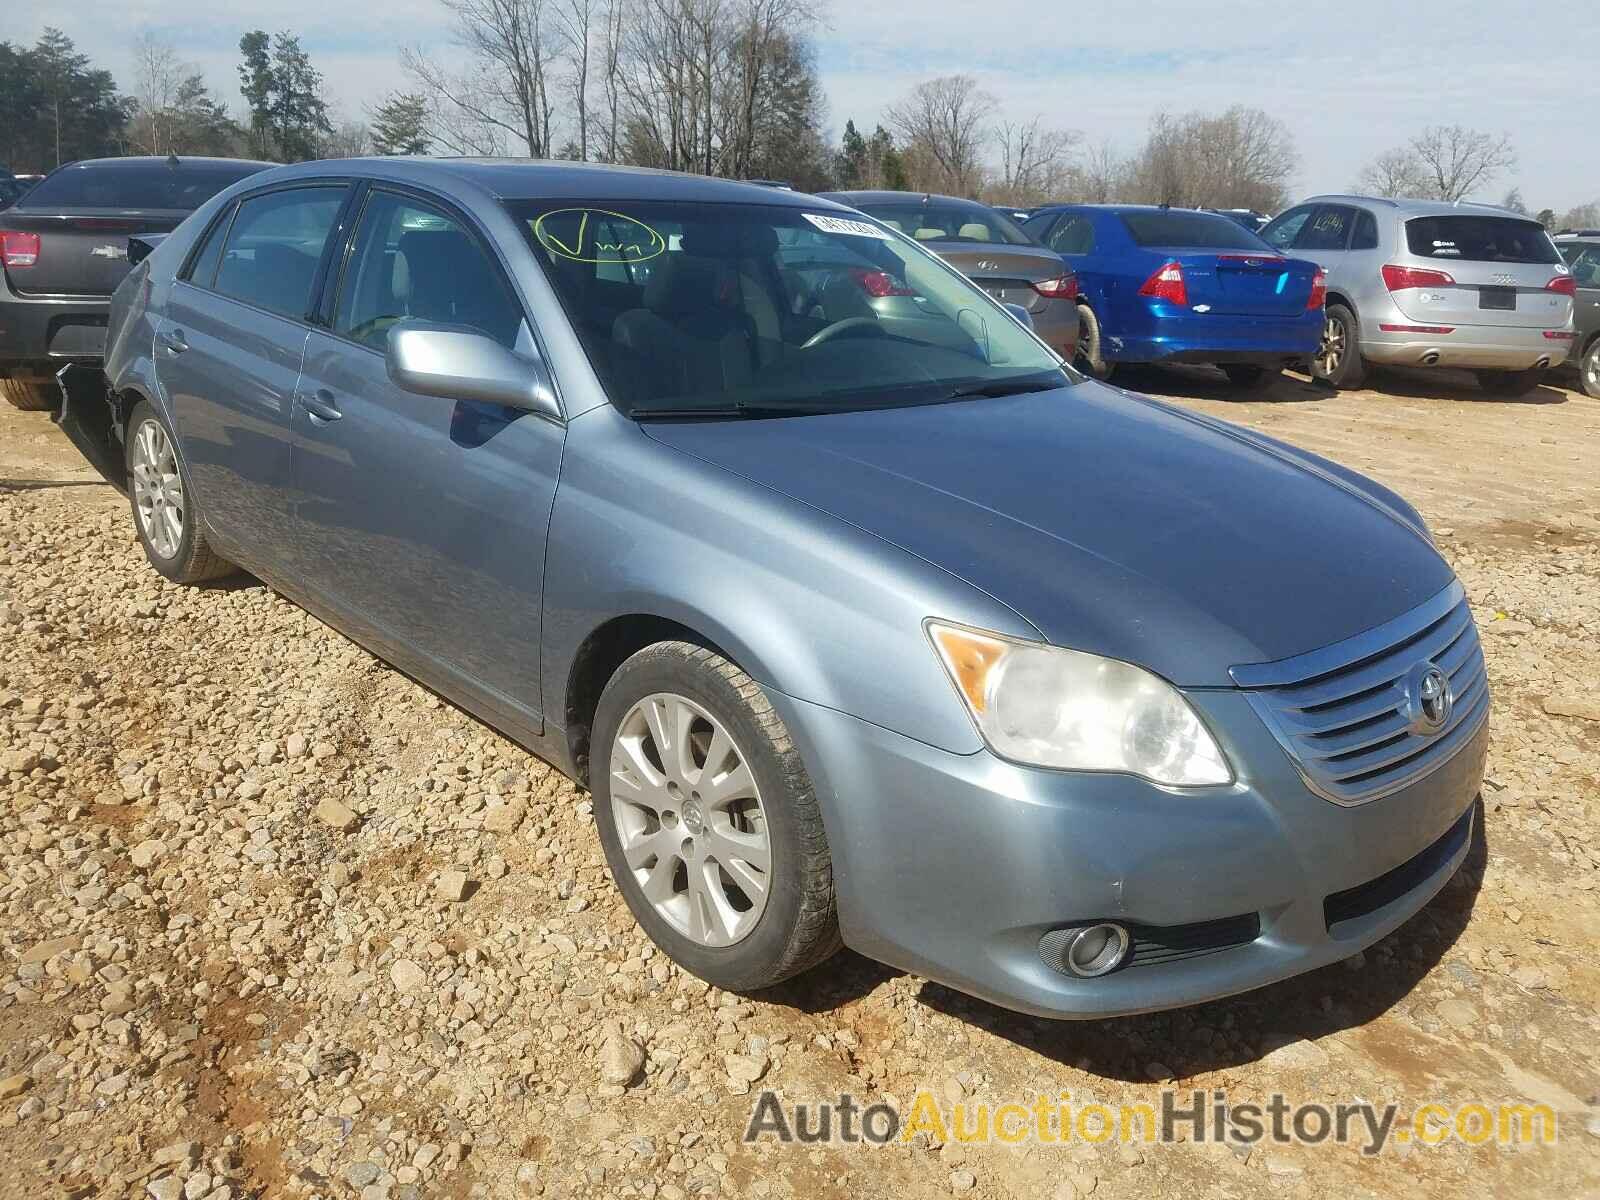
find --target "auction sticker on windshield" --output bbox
[803,213,890,239]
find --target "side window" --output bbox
[184,205,233,288]
[1298,206,1355,252]
[334,191,526,352]
[1261,206,1312,251]
[1351,209,1379,251]
[1047,215,1096,255]
[213,187,345,319]
[1569,247,1600,287]
[1022,212,1058,243]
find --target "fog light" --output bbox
[1042,922,1130,978]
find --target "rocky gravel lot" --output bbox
[2,366,1598,1200]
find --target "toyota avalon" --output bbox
[82,159,1488,1019]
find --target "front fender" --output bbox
[540,405,1040,756]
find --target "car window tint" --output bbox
[212,187,344,318]
[185,206,233,288]
[1047,215,1095,255]
[1567,246,1600,286]
[1260,207,1312,250]
[1298,207,1354,252]
[1351,209,1379,251]
[335,191,525,351]
[21,161,265,209]
[1403,216,1561,264]
[1119,210,1269,250]
[1021,212,1058,242]
[848,203,1033,245]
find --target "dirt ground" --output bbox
[2,365,1597,1200]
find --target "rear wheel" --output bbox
[1310,303,1365,389]
[1073,304,1115,381]
[1,377,60,412]
[126,400,238,584]
[1474,368,1544,397]
[1577,339,1600,399]
[591,641,840,992]
[1220,364,1280,391]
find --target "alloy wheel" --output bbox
[1314,315,1345,379]
[131,418,184,559]
[608,692,772,947]
[1585,343,1600,396]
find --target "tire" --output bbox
[1073,304,1116,381]
[1581,338,1600,400]
[591,641,840,992]
[1310,303,1365,389]
[1474,368,1543,397]
[1,377,60,411]
[1220,364,1280,391]
[125,400,238,584]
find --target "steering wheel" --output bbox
[801,317,888,350]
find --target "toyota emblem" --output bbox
[1404,662,1453,734]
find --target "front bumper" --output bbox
[0,291,110,376]
[774,686,1485,1019]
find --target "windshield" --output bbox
[841,201,1033,246]
[22,161,266,210]
[1120,210,1272,250]
[510,200,1068,419]
[1404,215,1561,265]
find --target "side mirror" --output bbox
[386,321,560,418]
[1001,302,1035,330]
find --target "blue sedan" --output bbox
[1024,204,1326,388]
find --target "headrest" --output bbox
[958,223,991,241]
[914,227,942,240]
[642,253,729,315]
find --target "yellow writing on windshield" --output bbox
[533,208,667,264]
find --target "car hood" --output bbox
[641,382,1455,686]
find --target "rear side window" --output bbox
[334,190,525,351]
[1047,215,1096,255]
[21,162,265,210]
[184,207,233,288]
[851,203,1033,245]
[213,187,345,318]
[1404,216,1560,264]
[1564,246,1600,286]
[1298,207,1354,251]
[1261,207,1312,250]
[1119,210,1268,250]
[1351,210,1379,250]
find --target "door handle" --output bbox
[158,329,188,355]
[298,388,343,423]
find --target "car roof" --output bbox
[48,156,276,171]
[821,190,991,211]
[1299,193,1537,220]
[257,157,850,208]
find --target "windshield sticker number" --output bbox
[533,208,667,263]
[803,213,890,239]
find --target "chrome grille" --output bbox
[1232,582,1490,805]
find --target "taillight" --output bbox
[1138,260,1187,306]
[849,268,916,298]
[1378,324,1455,334]
[1545,275,1577,297]
[1543,330,1576,340]
[1307,268,1327,311]
[1032,274,1078,300]
[1381,264,1455,291]
[0,231,41,268]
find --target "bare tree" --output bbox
[131,33,184,155]
[555,0,596,159]
[597,0,625,160]
[1072,139,1124,203]
[318,119,372,159]
[884,74,996,196]
[992,116,1077,205]
[1358,125,1516,203]
[1560,200,1600,230]
[1122,107,1296,212]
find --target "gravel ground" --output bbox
[2,365,1598,1199]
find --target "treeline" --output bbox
[4,22,1597,230]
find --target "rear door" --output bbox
[1389,214,1571,329]
[1564,243,1600,345]
[157,183,350,563]
[289,186,564,727]
[1041,211,1103,306]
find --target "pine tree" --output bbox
[371,93,432,156]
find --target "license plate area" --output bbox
[1478,286,1516,311]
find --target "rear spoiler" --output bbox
[127,232,169,266]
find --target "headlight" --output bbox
[926,621,1232,787]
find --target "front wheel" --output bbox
[591,641,840,992]
[1576,340,1599,398]
[1073,304,1116,381]
[1310,303,1365,389]
[126,400,239,584]
[1,377,60,411]
[1474,368,1544,397]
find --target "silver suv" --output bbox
[1262,195,1577,395]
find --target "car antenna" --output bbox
[166,154,180,168]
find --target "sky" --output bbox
[5,0,1595,211]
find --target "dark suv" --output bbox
[1555,234,1600,397]
[0,155,268,410]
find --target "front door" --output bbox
[156,184,348,565]
[289,187,564,727]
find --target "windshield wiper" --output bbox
[628,402,837,420]
[943,377,1065,401]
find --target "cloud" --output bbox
[3,0,1588,209]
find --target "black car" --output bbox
[0,155,269,410]
[1556,234,1600,397]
